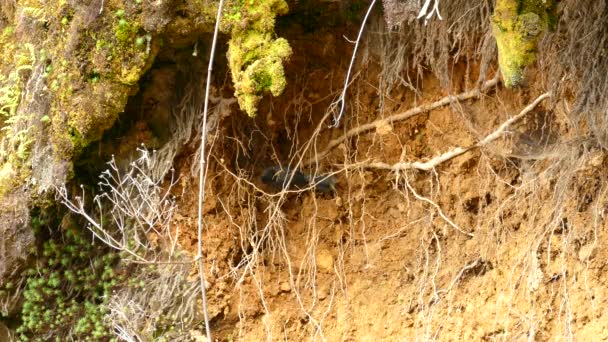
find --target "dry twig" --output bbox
[196,0,225,339]
[331,0,378,126]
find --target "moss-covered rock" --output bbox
[0,0,293,200]
[491,0,557,88]
[0,0,161,197]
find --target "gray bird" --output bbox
[261,166,337,193]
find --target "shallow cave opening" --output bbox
[72,36,229,183]
[71,0,369,192]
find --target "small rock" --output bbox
[588,153,604,168]
[316,249,334,272]
[279,281,291,292]
[269,284,280,296]
[318,288,328,301]
[388,207,400,219]
[189,329,209,342]
[376,121,393,135]
[335,196,343,207]
[578,244,597,261]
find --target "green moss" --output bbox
[491,0,557,87]
[61,80,131,156]
[115,18,134,43]
[42,4,155,163]
[0,162,19,195]
[97,12,151,86]
[226,0,292,117]
[2,26,15,37]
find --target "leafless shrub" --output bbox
[58,148,178,262]
[107,261,199,341]
[57,148,204,340]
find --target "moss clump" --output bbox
[226,0,292,117]
[64,80,131,156]
[15,219,121,341]
[108,9,153,86]
[491,0,557,87]
[115,18,135,44]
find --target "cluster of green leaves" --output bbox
[114,9,132,43]
[16,221,122,341]
[0,32,39,198]
[0,29,26,116]
[0,34,38,193]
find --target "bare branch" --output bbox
[351,91,551,172]
[195,0,225,340]
[330,0,378,127]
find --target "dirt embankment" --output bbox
[163,6,608,341]
[3,1,608,340]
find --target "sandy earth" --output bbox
[0,1,605,341]
[160,20,608,341]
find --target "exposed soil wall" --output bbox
[162,4,608,340]
[2,0,608,340]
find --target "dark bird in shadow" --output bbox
[261,166,337,193]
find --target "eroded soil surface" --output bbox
[163,18,608,341]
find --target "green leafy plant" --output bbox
[16,224,121,341]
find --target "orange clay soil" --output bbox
[165,22,608,342]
